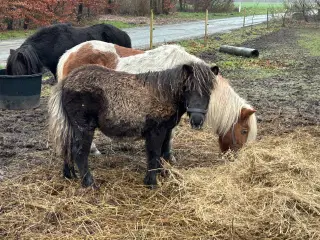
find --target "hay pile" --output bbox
[0,126,319,239]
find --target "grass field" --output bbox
[234,2,284,15]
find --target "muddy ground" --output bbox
[0,24,319,191]
[199,27,319,137]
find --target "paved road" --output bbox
[0,14,270,66]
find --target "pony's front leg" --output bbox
[72,128,96,188]
[144,128,167,189]
[161,128,177,165]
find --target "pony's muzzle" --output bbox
[190,113,205,129]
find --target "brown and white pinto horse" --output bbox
[56,41,257,158]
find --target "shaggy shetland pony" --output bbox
[48,63,215,188]
[6,23,131,77]
[56,41,257,157]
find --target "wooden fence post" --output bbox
[204,9,208,47]
[267,9,269,29]
[243,7,246,27]
[150,9,154,49]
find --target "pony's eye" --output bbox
[241,129,248,135]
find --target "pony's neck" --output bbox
[206,76,250,136]
[137,66,185,103]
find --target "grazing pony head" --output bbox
[206,75,257,152]
[6,45,43,75]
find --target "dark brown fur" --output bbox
[50,62,215,188]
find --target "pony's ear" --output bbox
[240,108,256,120]
[10,49,16,55]
[210,65,219,75]
[182,64,194,76]
[17,52,26,62]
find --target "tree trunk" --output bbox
[7,19,13,30]
[179,0,183,11]
[77,3,83,22]
[107,0,113,14]
[23,18,29,30]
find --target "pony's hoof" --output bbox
[162,152,177,165]
[160,169,170,178]
[144,171,158,189]
[90,150,102,156]
[81,173,95,188]
[169,155,177,165]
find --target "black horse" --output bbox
[6,23,132,78]
[48,63,218,189]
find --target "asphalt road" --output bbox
[0,14,270,66]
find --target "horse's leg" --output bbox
[72,127,96,188]
[63,161,77,179]
[161,128,177,165]
[144,127,167,189]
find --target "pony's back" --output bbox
[116,44,205,73]
[87,24,132,48]
[57,41,120,81]
[7,23,131,76]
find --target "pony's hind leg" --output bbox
[63,162,77,179]
[72,127,96,188]
[161,128,177,165]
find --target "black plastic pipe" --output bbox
[219,45,259,58]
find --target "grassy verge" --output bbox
[233,2,284,15]
[0,20,136,41]
[159,3,284,20]
[178,22,281,55]
[175,20,283,80]
[298,29,320,56]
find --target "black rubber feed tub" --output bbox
[0,69,42,110]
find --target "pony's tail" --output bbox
[48,81,73,164]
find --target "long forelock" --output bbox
[206,76,257,140]
[184,62,214,96]
[116,44,206,73]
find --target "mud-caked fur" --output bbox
[48,63,215,188]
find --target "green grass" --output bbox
[178,22,281,55]
[234,2,285,15]
[176,21,283,80]
[160,11,243,20]
[298,29,320,56]
[160,2,284,20]
[0,29,36,40]
[0,20,136,41]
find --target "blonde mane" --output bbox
[116,44,206,73]
[206,75,257,142]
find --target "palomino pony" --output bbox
[56,41,257,156]
[6,23,131,77]
[48,63,215,188]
